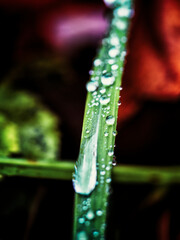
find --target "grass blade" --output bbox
[72,0,133,239]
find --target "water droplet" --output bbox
[102,164,105,168]
[111,64,119,71]
[96,209,103,216]
[100,96,110,105]
[85,221,90,226]
[108,59,115,65]
[114,19,127,30]
[82,205,88,211]
[93,231,99,238]
[86,129,90,134]
[103,0,116,7]
[108,149,114,157]
[100,88,106,94]
[110,35,120,46]
[100,170,106,176]
[121,36,127,43]
[106,166,111,171]
[108,47,120,58]
[104,131,109,137]
[118,100,121,106]
[120,51,127,61]
[112,131,117,136]
[114,7,132,18]
[86,210,94,220]
[106,177,112,183]
[86,81,98,92]
[101,72,115,86]
[78,217,85,224]
[94,59,102,67]
[106,115,115,125]
[112,157,117,166]
[77,231,88,240]
[89,70,94,75]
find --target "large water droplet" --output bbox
[73,116,100,195]
[86,81,98,92]
[101,72,115,86]
[106,115,115,125]
[86,210,95,220]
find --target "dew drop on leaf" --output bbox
[86,81,98,92]
[108,149,114,157]
[106,115,115,125]
[108,47,120,58]
[101,72,115,86]
[100,96,110,105]
[86,210,95,220]
[96,209,103,216]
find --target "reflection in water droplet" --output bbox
[106,115,115,125]
[101,72,115,86]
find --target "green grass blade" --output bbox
[72,0,133,239]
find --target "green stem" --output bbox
[0,158,180,184]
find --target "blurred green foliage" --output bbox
[0,85,61,161]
